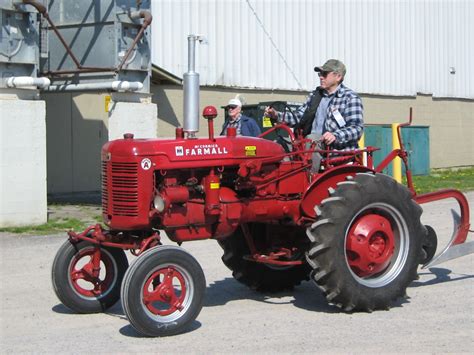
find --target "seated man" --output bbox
[265,59,363,171]
[221,98,261,137]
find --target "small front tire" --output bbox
[121,246,206,337]
[51,240,128,313]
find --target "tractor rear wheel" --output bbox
[219,223,310,292]
[52,240,128,313]
[121,246,206,337]
[306,172,424,311]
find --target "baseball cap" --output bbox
[314,59,346,76]
[227,98,242,107]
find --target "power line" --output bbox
[245,0,303,89]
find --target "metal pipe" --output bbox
[188,35,196,72]
[183,35,204,136]
[116,10,153,72]
[42,68,116,75]
[22,0,83,68]
[6,76,51,88]
[44,81,143,92]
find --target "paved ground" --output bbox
[1,192,473,353]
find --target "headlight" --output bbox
[153,194,166,212]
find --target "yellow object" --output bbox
[104,95,111,112]
[245,146,257,156]
[391,123,402,183]
[262,116,273,128]
[359,133,365,148]
[358,133,367,165]
[210,183,220,189]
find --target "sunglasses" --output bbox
[227,105,238,110]
[318,71,332,78]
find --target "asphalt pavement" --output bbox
[1,192,473,353]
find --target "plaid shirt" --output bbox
[278,84,364,150]
[223,116,242,135]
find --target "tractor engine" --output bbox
[101,125,310,242]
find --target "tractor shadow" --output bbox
[52,302,203,337]
[410,267,474,288]
[52,301,127,319]
[203,277,338,313]
[52,304,77,314]
[119,321,202,338]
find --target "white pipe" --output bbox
[44,81,143,92]
[111,81,143,91]
[6,76,51,89]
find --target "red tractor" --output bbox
[51,106,471,337]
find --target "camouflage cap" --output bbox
[314,59,346,76]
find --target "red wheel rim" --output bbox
[142,267,187,316]
[69,248,115,298]
[346,213,395,278]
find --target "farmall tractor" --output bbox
[51,40,471,337]
[51,106,472,336]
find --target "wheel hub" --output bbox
[143,267,186,316]
[70,249,114,297]
[346,214,395,277]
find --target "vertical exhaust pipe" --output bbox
[183,35,206,138]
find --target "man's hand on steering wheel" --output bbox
[322,132,336,145]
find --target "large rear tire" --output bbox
[51,240,128,313]
[121,246,206,337]
[306,173,424,311]
[219,223,310,292]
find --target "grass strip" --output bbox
[406,167,474,194]
[0,217,94,235]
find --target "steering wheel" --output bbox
[264,101,299,152]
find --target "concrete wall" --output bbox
[108,94,157,141]
[362,94,473,169]
[151,85,474,169]
[1,92,47,227]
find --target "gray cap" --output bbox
[314,59,346,76]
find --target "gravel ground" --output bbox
[1,192,473,353]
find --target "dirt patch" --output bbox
[48,204,102,225]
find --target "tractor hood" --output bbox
[102,135,285,169]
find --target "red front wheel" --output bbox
[121,246,206,337]
[52,240,128,313]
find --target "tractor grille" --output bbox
[101,161,109,211]
[103,162,139,217]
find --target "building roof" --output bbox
[151,64,182,85]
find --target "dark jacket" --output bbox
[221,114,261,137]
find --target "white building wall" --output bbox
[151,0,473,99]
[0,93,47,227]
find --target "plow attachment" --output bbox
[414,189,472,268]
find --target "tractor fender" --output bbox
[300,165,373,219]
